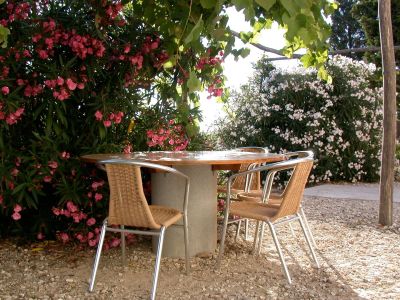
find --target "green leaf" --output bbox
[187,71,202,93]
[12,183,27,195]
[200,0,216,9]
[163,56,176,69]
[255,0,276,11]
[0,25,10,48]
[279,0,299,16]
[300,53,314,67]
[232,0,251,10]
[99,126,106,140]
[239,31,253,43]
[184,16,204,44]
[240,48,251,58]
[0,0,5,4]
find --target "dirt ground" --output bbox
[1,196,399,300]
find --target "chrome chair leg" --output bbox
[257,222,266,255]
[267,221,292,284]
[288,222,295,237]
[252,221,260,254]
[216,207,230,269]
[151,226,166,300]
[121,225,126,266]
[89,219,108,292]
[183,214,190,274]
[235,219,242,242]
[245,219,249,240]
[297,214,319,268]
[299,207,316,247]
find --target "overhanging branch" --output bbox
[231,30,400,61]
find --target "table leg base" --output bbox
[151,165,217,258]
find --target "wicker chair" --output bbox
[88,159,190,300]
[216,151,319,284]
[217,147,267,240]
[236,151,317,248]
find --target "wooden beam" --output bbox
[378,0,396,226]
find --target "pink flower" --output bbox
[14,204,22,212]
[103,120,111,127]
[11,168,19,176]
[124,44,131,53]
[66,201,78,213]
[60,151,70,159]
[1,86,10,95]
[87,232,94,240]
[37,232,44,240]
[88,239,97,247]
[91,181,104,190]
[94,110,103,121]
[94,193,103,202]
[14,108,24,117]
[23,50,31,57]
[56,76,64,86]
[66,78,77,90]
[60,232,69,243]
[52,207,61,216]
[43,176,52,183]
[77,83,85,89]
[86,217,96,226]
[76,233,84,241]
[110,238,121,248]
[12,212,21,221]
[123,144,132,154]
[48,161,58,169]
[38,50,49,59]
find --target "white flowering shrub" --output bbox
[215,55,383,183]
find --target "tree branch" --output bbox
[231,30,400,61]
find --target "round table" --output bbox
[81,151,285,257]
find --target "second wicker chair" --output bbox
[88,159,190,300]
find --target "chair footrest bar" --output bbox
[106,227,161,236]
[273,215,299,226]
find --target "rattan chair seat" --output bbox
[217,186,262,195]
[149,205,183,228]
[237,191,282,206]
[230,201,279,222]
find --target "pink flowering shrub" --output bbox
[0,1,220,243]
[146,119,189,151]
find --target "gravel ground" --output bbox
[1,196,399,300]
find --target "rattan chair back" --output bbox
[105,163,160,229]
[232,147,267,191]
[269,159,313,221]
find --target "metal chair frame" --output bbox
[88,159,190,300]
[223,147,268,240]
[216,151,319,284]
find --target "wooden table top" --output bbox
[81,151,285,170]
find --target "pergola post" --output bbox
[378,0,396,226]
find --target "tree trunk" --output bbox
[378,0,396,226]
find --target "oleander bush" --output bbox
[0,1,223,244]
[215,55,383,183]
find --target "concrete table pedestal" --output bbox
[151,165,217,257]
